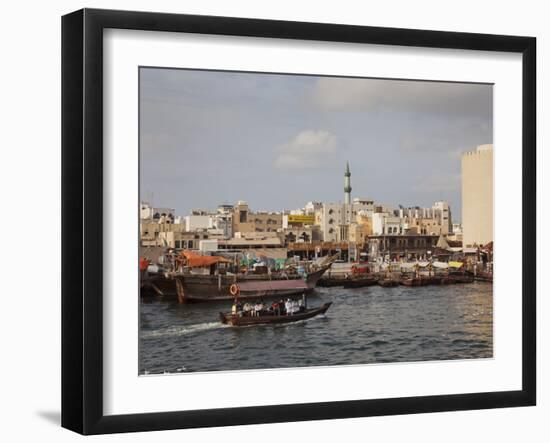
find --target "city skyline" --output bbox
[140,68,493,222]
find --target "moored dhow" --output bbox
[144,250,339,303]
[342,276,379,288]
[174,266,330,303]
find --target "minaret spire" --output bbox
[344,161,352,206]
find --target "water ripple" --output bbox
[140,282,493,374]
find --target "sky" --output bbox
[139,68,493,223]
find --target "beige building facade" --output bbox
[232,201,283,234]
[462,144,493,247]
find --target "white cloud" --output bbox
[274,130,339,170]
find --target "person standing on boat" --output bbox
[254,301,262,317]
[285,298,292,315]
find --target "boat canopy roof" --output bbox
[179,250,232,268]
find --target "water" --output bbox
[139,282,493,374]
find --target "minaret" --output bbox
[342,161,353,250]
[344,161,352,207]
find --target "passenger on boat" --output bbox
[243,302,252,316]
[285,299,292,315]
[271,301,279,315]
[254,301,263,317]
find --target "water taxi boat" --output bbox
[219,302,332,327]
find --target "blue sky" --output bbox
[139,68,493,222]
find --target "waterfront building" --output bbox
[372,212,407,235]
[140,221,213,249]
[368,234,439,261]
[217,233,287,260]
[432,201,452,235]
[462,144,493,247]
[315,202,345,242]
[281,211,320,245]
[447,223,463,243]
[372,202,453,236]
[349,211,373,247]
[232,201,283,234]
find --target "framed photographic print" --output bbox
[61,8,536,435]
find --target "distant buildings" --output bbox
[462,144,493,247]
[140,202,174,222]
[140,162,461,261]
[231,201,283,234]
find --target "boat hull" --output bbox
[378,279,399,287]
[343,277,378,288]
[173,266,329,302]
[219,302,332,326]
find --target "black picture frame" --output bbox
[61,8,536,435]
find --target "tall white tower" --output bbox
[344,161,352,207]
[342,161,353,255]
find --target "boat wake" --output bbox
[141,322,228,339]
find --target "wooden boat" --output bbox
[378,278,399,287]
[342,277,378,288]
[445,274,475,284]
[142,252,340,302]
[474,271,493,283]
[400,277,422,286]
[174,266,330,303]
[219,302,332,327]
[422,276,443,285]
[317,277,347,288]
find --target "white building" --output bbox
[350,198,375,218]
[211,210,233,238]
[315,203,345,242]
[304,201,323,215]
[432,201,452,235]
[184,215,212,232]
[140,202,175,221]
[372,212,407,235]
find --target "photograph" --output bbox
[138,67,494,375]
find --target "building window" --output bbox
[188,240,193,249]
[239,210,247,223]
[175,240,181,248]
